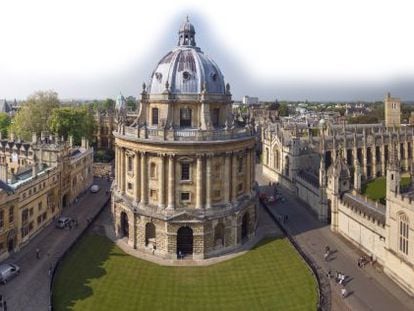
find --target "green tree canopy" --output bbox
[126,96,137,111]
[49,106,96,145]
[11,90,60,140]
[0,113,11,137]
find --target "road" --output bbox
[0,178,111,311]
[256,165,414,311]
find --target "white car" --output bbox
[90,185,100,193]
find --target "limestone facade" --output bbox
[0,133,94,260]
[112,19,257,260]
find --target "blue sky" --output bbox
[1,0,414,101]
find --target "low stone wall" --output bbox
[93,162,113,178]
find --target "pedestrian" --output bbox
[324,252,329,261]
[325,246,330,254]
[341,287,347,299]
[0,294,3,304]
[3,300,7,310]
[69,222,72,231]
[326,270,332,279]
[36,248,40,259]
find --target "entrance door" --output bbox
[7,239,14,252]
[177,226,193,257]
[120,212,129,238]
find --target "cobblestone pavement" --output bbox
[0,178,111,311]
[256,165,414,311]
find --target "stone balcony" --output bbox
[115,125,253,143]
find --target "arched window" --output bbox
[150,162,157,179]
[180,108,192,127]
[399,213,409,255]
[152,108,159,125]
[214,223,225,247]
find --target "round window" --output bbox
[211,72,217,81]
[182,71,191,81]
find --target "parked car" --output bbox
[0,264,20,284]
[90,185,100,193]
[56,217,71,229]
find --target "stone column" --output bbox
[246,149,251,195]
[140,152,148,205]
[205,155,212,209]
[195,155,203,209]
[115,146,119,189]
[134,151,140,204]
[381,145,386,176]
[224,153,231,205]
[167,155,175,210]
[362,147,367,178]
[231,153,238,203]
[159,154,166,208]
[120,147,126,193]
[371,147,376,178]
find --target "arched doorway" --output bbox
[62,194,68,208]
[145,223,156,248]
[214,223,225,247]
[120,212,129,238]
[177,226,193,257]
[241,213,249,241]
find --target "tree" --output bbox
[0,113,11,137]
[278,103,289,117]
[49,106,96,145]
[11,90,60,140]
[126,96,137,111]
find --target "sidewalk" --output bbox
[256,165,414,311]
[1,178,111,311]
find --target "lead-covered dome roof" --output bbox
[148,18,225,95]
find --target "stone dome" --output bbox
[148,18,225,95]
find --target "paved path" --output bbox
[256,165,414,311]
[0,178,111,311]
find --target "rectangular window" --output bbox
[181,192,190,202]
[127,182,133,191]
[8,206,14,224]
[29,208,34,217]
[38,202,43,211]
[152,108,159,125]
[238,183,243,192]
[128,156,133,172]
[150,189,158,200]
[180,108,192,127]
[212,108,220,127]
[22,209,29,224]
[181,163,190,181]
[0,210,3,230]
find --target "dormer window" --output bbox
[180,108,192,128]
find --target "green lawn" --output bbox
[53,234,318,311]
[362,175,411,203]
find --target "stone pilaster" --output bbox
[140,152,148,205]
[231,153,238,203]
[167,155,175,210]
[159,154,166,208]
[246,149,251,194]
[134,152,140,203]
[205,155,212,209]
[120,147,126,193]
[195,155,203,209]
[224,153,231,205]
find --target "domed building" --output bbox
[111,18,257,259]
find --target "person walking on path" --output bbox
[36,248,40,259]
[341,287,347,299]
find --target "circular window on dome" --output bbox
[155,72,162,82]
[182,71,191,81]
[210,72,218,81]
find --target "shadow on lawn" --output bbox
[52,234,119,311]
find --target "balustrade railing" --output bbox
[118,125,252,142]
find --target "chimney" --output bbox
[69,135,74,147]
